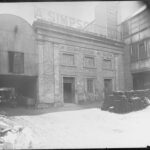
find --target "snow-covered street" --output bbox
[12,106,150,148]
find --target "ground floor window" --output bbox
[87,78,94,93]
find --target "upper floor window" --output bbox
[103,59,112,69]
[130,44,139,62]
[130,41,148,63]
[147,39,150,57]
[84,56,95,68]
[62,53,75,66]
[8,51,24,74]
[139,41,147,60]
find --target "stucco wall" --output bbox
[0,14,37,76]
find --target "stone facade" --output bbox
[33,20,126,106]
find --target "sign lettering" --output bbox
[34,6,88,29]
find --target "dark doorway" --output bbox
[104,79,113,99]
[0,75,37,106]
[63,77,75,103]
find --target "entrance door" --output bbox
[104,79,113,99]
[63,77,75,103]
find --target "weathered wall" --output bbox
[0,14,37,76]
[37,41,55,104]
[34,20,126,105]
[123,44,133,90]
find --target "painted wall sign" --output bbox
[34,7,89,29]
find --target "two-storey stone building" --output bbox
[33,19,126,106]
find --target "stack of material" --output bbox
[0,112,33,149]
[101,89,150,113]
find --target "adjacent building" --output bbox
[0,14,38,104]
[120,5,150,90]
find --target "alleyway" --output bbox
[8,105,150,148]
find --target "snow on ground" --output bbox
[12,106,150,148]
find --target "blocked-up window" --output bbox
[103,59,112,69]
[87,78,94,93]
[8,51,24,73]
[62,53,75,66]
[84,56,95,68]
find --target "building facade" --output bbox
[33,19,126,106]
[121,6,150,90]
[0,12,129,107]
[0,14,38,103]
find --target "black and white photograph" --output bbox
[0,0,149,149]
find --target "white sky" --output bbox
[0,1,144,25]
[0,2,99,25]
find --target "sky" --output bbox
[0,2,99,25]
[0,1,144,25]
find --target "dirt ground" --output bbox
[1,102,150,148]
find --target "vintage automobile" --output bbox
[101,90,150,113]
[0,87,17,107]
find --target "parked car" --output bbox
[0,87,17,107]
[101,89,150,113]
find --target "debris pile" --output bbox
[0,112,33,149]
[101,89,150,113]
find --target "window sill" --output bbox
[103,68,114,71]
[8,72,24,75]
[131,58,150,63]
[83,66,96,69]
[61,64,77,67]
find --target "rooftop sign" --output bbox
[34,6,89,29]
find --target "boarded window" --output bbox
[84,56,95,67]
[87,78,94,93]
[62,53,75,66]
[103,59,112,69]
[8,51,24,74]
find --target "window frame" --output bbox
[61,52,75,67]
[84,55,95,68]
[138,41,147,60]
[102,58,113,70]
[86,78,94,94]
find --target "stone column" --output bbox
[96,51,104,102]
[37,41,55,108]
[76,48,85,104]
[123,45,133,90]
[114,53,125,91]
[37,41,44,104]
[53,44,62,106]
